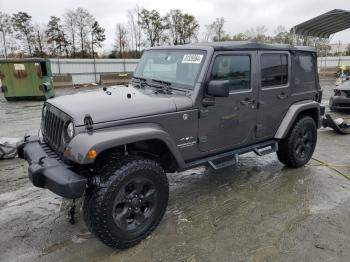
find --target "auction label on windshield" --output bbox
[182,54,203,64]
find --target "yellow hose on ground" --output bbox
[309,157,350,182]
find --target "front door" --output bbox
[256,51,292,139]
[198,51,258,152]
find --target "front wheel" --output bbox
[277,116,317,168]
[83,156,169,249]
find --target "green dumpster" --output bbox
[0,58,55,101]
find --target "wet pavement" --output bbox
[1,80,350,262]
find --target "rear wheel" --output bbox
[83,156,169,249]
[277,116,317,168]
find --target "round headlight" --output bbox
[42,105,47,117]
[66,122,75,138]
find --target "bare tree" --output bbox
[166,9,182,45]
[115,23,128,58]
[203,24,214,42]
[127,6,145,54]
[63,9,77,57]
[33,23,48,56]
[245,26,268,42]
[135,6,143,52]
[205,17,225,41]
[0,12,12,58]
[74,8,94,57]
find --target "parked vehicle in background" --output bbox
[330,80,350,111]
[0,58,54,101]
[17,42,324,249]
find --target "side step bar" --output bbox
[209,155,238,170]
[183,140,278,171]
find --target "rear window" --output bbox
[261,54,288,87]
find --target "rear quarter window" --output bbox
[294,54,316,92]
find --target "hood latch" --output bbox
[84,114,94,133]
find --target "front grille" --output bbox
[39,140,69,167]
[42,104,69,152]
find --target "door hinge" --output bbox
[198,136,208,144]
[199,109,209,118]
[257,101,265,109]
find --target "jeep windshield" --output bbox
[133,49,206,89]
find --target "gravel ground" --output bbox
[1,79,350,262]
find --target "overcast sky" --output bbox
[1,0,349,52]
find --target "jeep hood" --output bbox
[48,86,193,126]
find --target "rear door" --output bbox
[198,51,258,152]
[256,51,292,139]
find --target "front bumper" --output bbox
[17,136,87,199]
[330,96,350,110]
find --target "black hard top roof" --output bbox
[0,58,49,63]
[148,41,317,53]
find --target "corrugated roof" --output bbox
[291,9,350,38]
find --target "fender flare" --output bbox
[274,100,321,139]
[65,123,185,167]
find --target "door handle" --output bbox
[277,92,288,100]
[240,97,255,106]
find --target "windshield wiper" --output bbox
[151,79,172,94]
[151,79,172,86]
[131,76,148,88]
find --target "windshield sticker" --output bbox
[182,54,203,64]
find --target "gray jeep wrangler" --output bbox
[17,42,324,249]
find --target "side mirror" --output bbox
[207,80,229,97]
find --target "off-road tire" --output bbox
[277,116,317,168]
[83,156,169,249]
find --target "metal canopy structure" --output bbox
[291,9,350,38]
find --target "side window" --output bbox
[211,55,251,92]
[261,54,288,87]
[294,54,316,92]
[297,55,315,82]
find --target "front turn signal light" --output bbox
[88,149,97,159]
